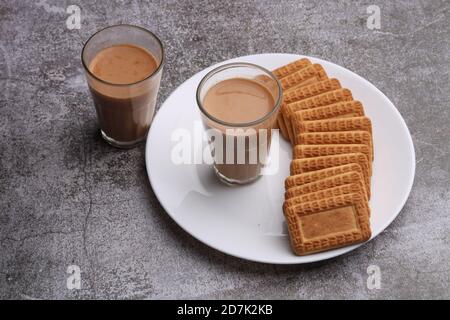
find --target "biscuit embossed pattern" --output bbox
[145,53,415,264]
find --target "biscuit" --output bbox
[284,75,329,93]
[290,153,371,193]
[284,192,371,255]
[280,64,328,91]
[272,58,311,79]
[290,152,371,178]
[293,101,365,122]
[273,120,279,129]
[285,88,353,115]
[295,131,373,160]
[285,170,369,200]
[285,163,365,189]
[277,112,289,139]
[284,88,353,143]
[283,78,342,104]
[293,144,371,164]
[278,79,341,141]
[283,183,367,210]
[292,116,372,137]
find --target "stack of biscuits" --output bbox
[272,58,373,256]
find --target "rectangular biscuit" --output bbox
[290,152,371,178]
[280,64,328,91]
[290,153,371,193]
[277,113,289,139]
[295,131,373,160]
[285,170,369,200]
[285,163,365,189]
[279,78,341,142]
[293,144,371,164]
[284,75,329,94]
[293,101,365,122]
[284,88,353,144]
[272,118,279,128]
[283,182,367,210]
[284,192,372,255]
[283,78,342,104]
[285,88,353,115]
[272,58,311,79]
[292,116,372,138]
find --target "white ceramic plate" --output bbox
[145,54,415,264]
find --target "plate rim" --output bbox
[145,53,416,264]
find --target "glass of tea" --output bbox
[81,24,164,148]
[196,63,282,185]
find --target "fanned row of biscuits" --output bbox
[272,58,374,256]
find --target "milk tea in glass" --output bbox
[82,25,164,148]
[196,63,282,185]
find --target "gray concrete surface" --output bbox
[0,0,449,299]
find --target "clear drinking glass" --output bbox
[196,63,282,185]
[81,24,164,148]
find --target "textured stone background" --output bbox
[0,0,449,299]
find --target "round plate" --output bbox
[145,54,415,264]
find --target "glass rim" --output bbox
[81,24,165,87]
[196,62,283,128]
